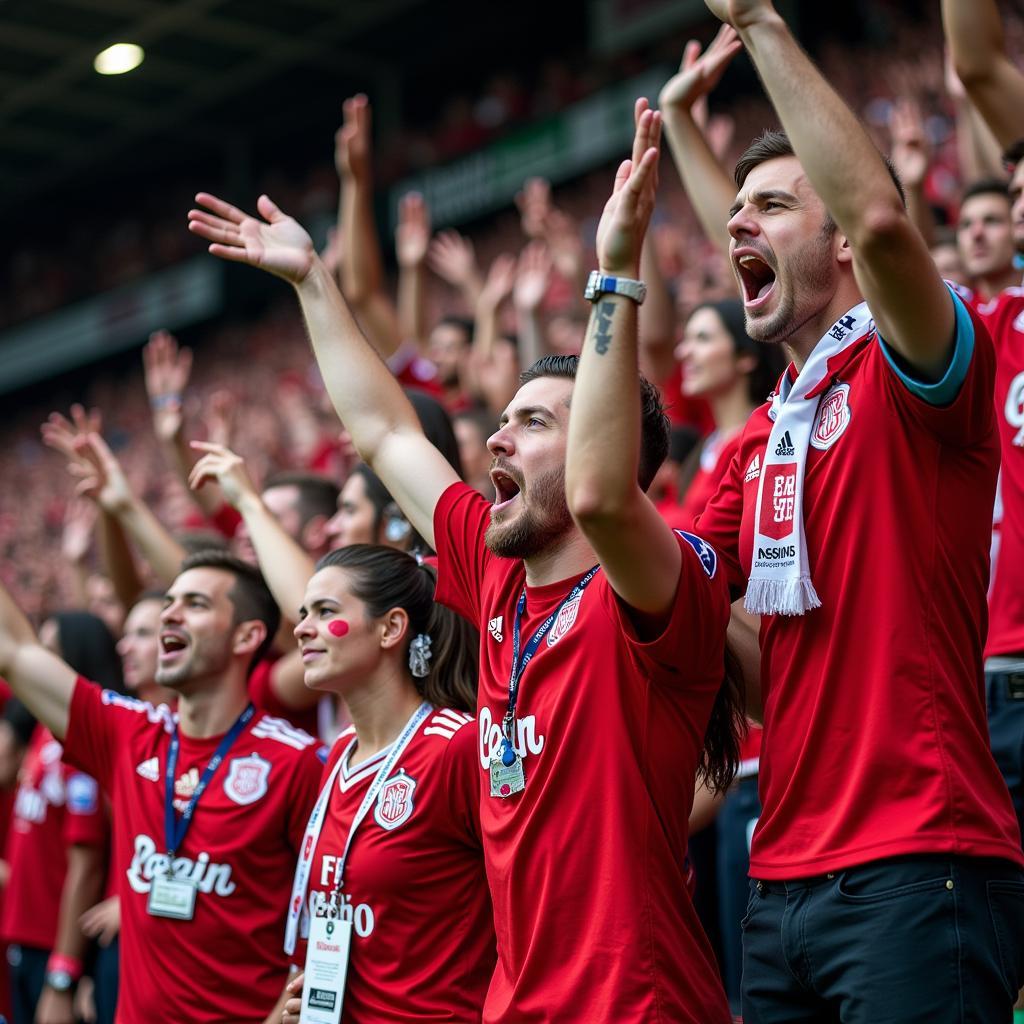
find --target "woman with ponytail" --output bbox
[281,545,493,1023]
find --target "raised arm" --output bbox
[335,95,404,359]
[188,193,459,549]
[0,579,75,740]
[565,101,683,616]
[142,330,220,520]
[659,25,744,255]
[710,0,955,379]
[888,98,936,248]
[187,442,314,623]
[395,192,431,352]
[943,0,1024,152]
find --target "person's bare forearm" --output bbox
[97,511,143,610]
[0,580,74,739]
[234,493,314,624]
[52,844,104,967]
[943,0,1024,150]
[737,14,903,246]
[905,183,936,248]
[957,98,1007,181]
[114,497,187,586]
[165,432,220,519]
[339,174,383,304]
[296,259,424,465]
[638,231,678,382]
[662,109,736,253]
[397,261,427,353]
[515,306,547,370]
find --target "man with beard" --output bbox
[0,550,324,1024]
[189,105,739,1021]
[687,0,1024,1020]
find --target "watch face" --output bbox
[46,970,73,992]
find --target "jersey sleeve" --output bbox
[599,529,730,686]
[877,287,996,445]
[284,746,329,856]
[433,482,493,627]
[61,770,107,848]
[61,677,142,791]
[694,441,747,595]
[441,721,483,848]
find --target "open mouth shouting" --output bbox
[159,630,190,665]
[490,465,523,514]
[734,248,777,310]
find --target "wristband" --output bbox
[583,270,646,305]
[149,392,182,411]
[45,953,83,982]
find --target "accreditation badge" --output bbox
[300,914,351,1024]
[489,744,526,798]
[146,874,198,920]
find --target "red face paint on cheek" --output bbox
[327,620,350,638]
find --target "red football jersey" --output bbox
[62,678,324,1024]
[434,482,732,1024]
[675,429,744,533]
[975,287,1024,657]
[1,724,105,950]
[247,657,321,739]
[697,307,1024,879]
[301,709,494,1022]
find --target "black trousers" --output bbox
[742,854,1024,1023]
[7,944,46,1024]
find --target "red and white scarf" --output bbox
[745,302,873,616]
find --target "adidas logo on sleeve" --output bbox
[488,616,504,643]
[744,454,761,483]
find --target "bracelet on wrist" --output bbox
[45,953,83,982]
[150,392,182,411]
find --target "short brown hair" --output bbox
[734,129,907,226]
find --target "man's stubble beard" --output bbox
[484,465,575,560]
[743,226,837,347]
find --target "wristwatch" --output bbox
[584,270,647,305]
[44,969,74,993]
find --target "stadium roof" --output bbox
[0,0,436,213]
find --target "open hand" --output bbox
[659,25,742,118]
[888,98,930,190]
[479,253,517,311]
[428,230,481,291]
[335,94,372,181]
[188,193,316,285]
[188,441,259,510]
[595,99,661,277]
[61,497,97,564]
[68,433,134,514]
[80,895,121,947]
[395,192,431,268]
[143,330,192,442]
[513,241,553,312]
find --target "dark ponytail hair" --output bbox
[50,610,125,693]
[699,640,747,794]
[313,545,478,713]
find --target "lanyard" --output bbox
[164,702,255,859]
[503,566,600,739]
[284,701,431,955]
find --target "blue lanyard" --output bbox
[164,703,255,858]
[504,565,600,741]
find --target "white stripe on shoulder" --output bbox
[100,691,175,733]
[424,709,474,742]
[251,714,316,750]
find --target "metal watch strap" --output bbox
[583,270,646,305]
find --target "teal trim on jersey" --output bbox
[878,284,975,406]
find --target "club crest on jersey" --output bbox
[674,531,718,578]
[223,753,271,806]
[373,770,416,831]
[488,615,504,642]
[546,592,582,647]
[810,382,852,451]
[1006,370,1024,447]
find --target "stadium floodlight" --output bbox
[94,43,145,75]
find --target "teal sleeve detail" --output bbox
[877,284,975,406]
